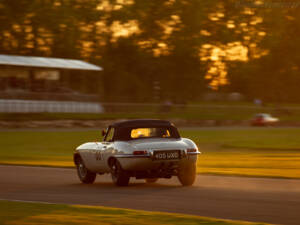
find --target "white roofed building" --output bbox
[0,54,104,113]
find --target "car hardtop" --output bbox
[106,119,180,141]
[111,119,174,128]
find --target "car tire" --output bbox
[145,178,158,183]
[76,157,96,184]
[177,163,197,186]
[110,159,130,186]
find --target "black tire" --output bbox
[177,163,197,186]
[76,157,96,184]
[145,178,158,183]
[110,159,130,186]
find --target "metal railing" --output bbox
[0,99,103,113]
[1,99,299,121]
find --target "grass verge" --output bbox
[0,200,268,225]
[0,128,300,178]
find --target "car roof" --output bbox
[111,119,173,128]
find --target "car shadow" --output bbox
[67,181,181,189]
[62,180,202,197]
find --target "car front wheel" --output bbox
[76,157,96,184]
[110,159,130,186]
[177,163,197,186]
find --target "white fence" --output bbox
[0,99,103,113]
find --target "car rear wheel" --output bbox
[76,157,96,184]
[145,178,158,183]
[177,163,196,186]
[110,159,130,186]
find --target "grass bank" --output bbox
[0,200,268,225]
[0,128,300,178]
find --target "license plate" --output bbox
[153,151,180,160]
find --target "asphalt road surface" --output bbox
[0,165,299,225]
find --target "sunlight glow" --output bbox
[200,30,211,36]
[200,42,249,89]
[157,14,181,39]
[97,0,134,11]
[153,42,169,57]
[110,20,140,42]
[201,5,267,89]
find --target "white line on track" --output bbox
[0,198,61,205]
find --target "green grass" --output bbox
[0,128,300,178]
[0,130,93,167]
[184,128,300,178]
[0,200,268,225]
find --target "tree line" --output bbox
[1,0,299,103]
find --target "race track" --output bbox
[0,165,299,224]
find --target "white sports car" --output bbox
[73,119,200,186]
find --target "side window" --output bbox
[104,127,115,142]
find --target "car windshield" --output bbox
[114,126,180,141]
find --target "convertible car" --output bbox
[73,119,200,186]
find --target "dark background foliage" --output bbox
[1,0,299,103]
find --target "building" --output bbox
[0,54,103,113]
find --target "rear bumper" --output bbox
[115,150,201,159]
[115,152,199,171]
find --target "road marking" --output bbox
[0,198,60,205]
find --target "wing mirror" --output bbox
[101,129,106,137]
